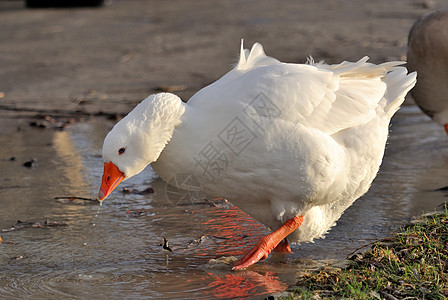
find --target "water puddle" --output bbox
[0,104,447,299]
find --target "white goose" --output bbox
[408,11,448,132]
[98,42,416,270]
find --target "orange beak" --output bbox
[98,162,125,201]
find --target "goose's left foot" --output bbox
[232,216,303,270]
[273,238,292,253]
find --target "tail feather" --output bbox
[236,41,281,71]
[319,57,417,116]
[321,57,407,78]
[383,68,417,115]
[236,39,250,69]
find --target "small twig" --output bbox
[1,219,68,232]
[121,187,154,195]
[54,196,99,203]
[346,237,396,257]
[188,235,206,246]
[212,235,230,240]
[437,201,448,209]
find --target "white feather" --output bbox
[104,42,416,243]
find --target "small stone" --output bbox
[206,256,237,269]
[23,158,38,168]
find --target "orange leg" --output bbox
[273,238,292,253]
[232,216,304,270]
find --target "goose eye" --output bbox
[118,148,126,155]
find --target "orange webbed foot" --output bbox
[232,236,273,270]
[232,216,303,270]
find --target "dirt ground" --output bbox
[1,2,448,298]
[1,0,448,128]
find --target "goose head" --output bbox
[98,93,185,201]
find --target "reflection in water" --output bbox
[51,129,94,222]
[0,120,291,299]
[1,105,448,299]
[199,206,269,257]
[205,270,288,298]
[52,130,87,195]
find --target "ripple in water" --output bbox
[1,112,448,299]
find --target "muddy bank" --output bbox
[2,0,447,153]
[1,0,448,123]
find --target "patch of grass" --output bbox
[282,206,448,299]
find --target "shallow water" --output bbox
[0,104,447,299]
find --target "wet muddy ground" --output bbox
[1,107,447,299]
[2,0,448,299]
